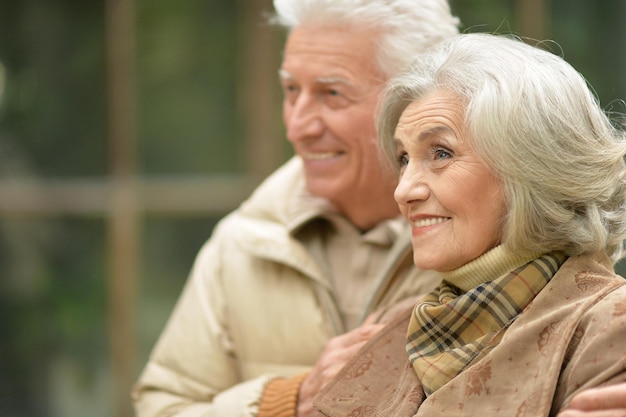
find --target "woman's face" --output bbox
[393,90,507,272]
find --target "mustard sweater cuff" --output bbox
[258,372,309,417]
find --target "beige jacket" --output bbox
[314,252,626,417]
[132,157,442,416]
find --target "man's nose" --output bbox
[284,93,324,143]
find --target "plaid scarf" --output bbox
[406,252,567,395]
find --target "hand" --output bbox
[558,383,626,417]
[296,322,384,417]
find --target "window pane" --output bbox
[137,0,243,175]
[0,1,107,178]
[0,218,110,417]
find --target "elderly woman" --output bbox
[312,33,626,416]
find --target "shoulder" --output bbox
[552,253,625,296]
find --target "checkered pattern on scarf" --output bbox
[406,252,567,395]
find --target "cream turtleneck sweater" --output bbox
[440,245,544,292]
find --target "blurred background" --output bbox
[0,0,624,416]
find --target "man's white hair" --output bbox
[271,0,460,78]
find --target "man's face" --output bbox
[280,25,395,217]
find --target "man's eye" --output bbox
[322,88,350,109]
[282,85,299,104]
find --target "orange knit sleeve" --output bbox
[258,372,309,417]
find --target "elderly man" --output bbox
[132,0,626,416]
[133,1,457,415]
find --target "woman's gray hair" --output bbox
[271,0,460,78]
[378,33,626,263]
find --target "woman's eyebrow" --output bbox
[417,126,451,142]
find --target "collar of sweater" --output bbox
[440,245,545,292]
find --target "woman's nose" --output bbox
[394,163,430,206]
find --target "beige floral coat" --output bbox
[314,253,626,417]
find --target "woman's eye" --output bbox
[397,152,409,166]
[433,148,453,160]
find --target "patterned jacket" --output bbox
[314,252,626,417]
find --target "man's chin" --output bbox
[304,179,343,201]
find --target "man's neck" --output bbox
[338,195,400,232]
